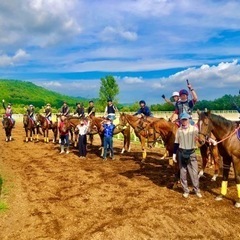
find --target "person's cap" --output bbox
[180,112,190,120]
[63,101,67,104]
[107,98,112,102]
[89,100,94,103]
[7,103,12,106]
[76,102,80,106]
[46,103,51,106]
[179,89,189,96]
[29,104,33,107]
[172,91,179,97]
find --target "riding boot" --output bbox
[60,145,65,154]
[66,147,69,154]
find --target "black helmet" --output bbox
[107,98,112,102]
[139,100,146,105]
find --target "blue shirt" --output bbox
[103,123,115,137]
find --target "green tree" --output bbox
[99,76,119,107]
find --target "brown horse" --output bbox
[89,115,131,156]
[36,114,58,143]
[2,116,14,142]
[198,110,240,207]
[119,113,158,161]
[23,114,40,142]
[145,117,221,181]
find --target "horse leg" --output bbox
[25,128,29,142]
[215,156,231,201]
[46,129,49,143]
[211,145,221,181]
[74,132,78,148]
[141,137,147,162]
[232,157,240,208]
[198,145,208,179]
[5,129,9,142]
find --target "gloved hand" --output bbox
[2,99,4,103]
[172,153,177,163]
[161,94,165,99]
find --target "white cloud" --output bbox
[41,81,62,87]
[0,49,29,67]
[123,77,144,84]
[160,60,240,90]
[100,26,137,42]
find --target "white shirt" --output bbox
[76,122,89,135]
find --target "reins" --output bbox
[199,125,240,146]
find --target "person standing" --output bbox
[172,112,202,198]
[58,115,70,154]
[75,119,89,158]
[102,116,116,160]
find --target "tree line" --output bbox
[0,77,239,114]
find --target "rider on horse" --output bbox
[27,104,37,125]
[74,103,84,117]
[172,83,198,125]
[44,103,52,124]
[134,100,153,117]
[2,99,15,126]
[60,101,70,116]
[87,100,96,117]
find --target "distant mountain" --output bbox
[0,79,88,108]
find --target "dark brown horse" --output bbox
[145,117,221,181]
[89,116,131,156]
[2,116,14,142]
[118,113,158,161]
[198,110,240,207]
[36,114,58,143]
[23,114,40,142]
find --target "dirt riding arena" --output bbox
[0,122,240,240]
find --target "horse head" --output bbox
[23,114,29,126]
[197,110,212,147]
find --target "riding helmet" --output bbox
[107,98,112,102]
[179,89,189,96]
[139,100,146,105]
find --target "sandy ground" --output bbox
[0,123,240,240]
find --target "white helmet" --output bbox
[172,91,179,97]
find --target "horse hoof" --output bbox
[215,195,223,201]
[235,202,240,208]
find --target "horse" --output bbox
[145,117,221,181]
[197,110,240,207]
[89,115,131,156]
[23,114,40,142]
[2,116,14,142]
[118,113,158,161]
[35,114,58,143]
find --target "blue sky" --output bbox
[0,0,240,104]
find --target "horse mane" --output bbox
[210,112,235,129]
